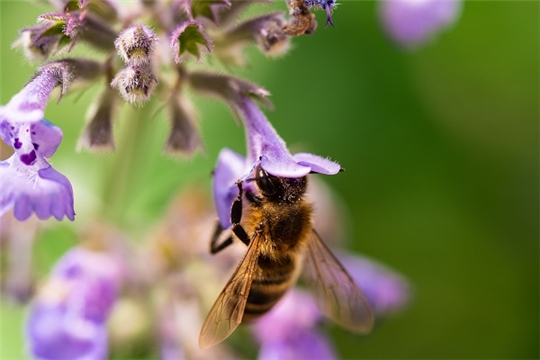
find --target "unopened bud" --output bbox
[77,87,116,152]
[37,58,102,98]
[164,95,203,157]
[188,71,271,120]
[111,64,158,105]
[115,25,158,66]
[13,25,63,62]
[214,13,289,66]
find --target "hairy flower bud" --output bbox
[115,25,159,66]
[188,72,271,120]
[77,86,117,152]
[164,94,203,157]
[214,13,289,66]
[37,58,102,99]
[13,25,63,62]
[37,11,117,53]
[111,64,158,105]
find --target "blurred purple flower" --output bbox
[0,73,74,221]
[251,253,410,359]
[252,290,337,360]
[339,252,411,315]
[213,95,341,228]
[379,0,462,47]
[26,247,122,360]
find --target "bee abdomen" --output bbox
[243,255,296,321]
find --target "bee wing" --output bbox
[199,232,262,349]
[303,229,374,333]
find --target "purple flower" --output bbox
[250,254,410,359]
[213,95,340,228]
[339,253,411,315]
[379,0,462,47]
[26,247,122,360]
[252,290,337,360]
[0,73,75,221]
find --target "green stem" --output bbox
[101,102,155,224]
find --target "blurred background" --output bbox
[1,1,538,359]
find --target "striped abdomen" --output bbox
[243,254,300,321]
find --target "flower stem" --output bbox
[101,102,155,224]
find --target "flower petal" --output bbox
[0,72,58,124]
[339,252,411,315]
[212,148,246,229]
[380,0,462,47]
[27,304,108,360]
[257,331,336,360]
[292,153,341,175]
[0,160,75,221]
[236,96,311,178]
[26,247,122,360]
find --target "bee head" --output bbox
[254,166,307,203]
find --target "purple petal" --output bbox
[27,304,108,360]
[236,96,311,178]
[212,148,247,229]
[257,331,336,360]
[252,289,320,343]
[0,160,75,221]
[26,248,122,360]
[292,153,341,175]
[339,252,411,315]
[380,0,462,47]
[1,72,59,124]
[30,120,63,158]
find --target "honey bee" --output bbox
[282,0,318,36]
[199,165,374,348]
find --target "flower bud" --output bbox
[164,95,203,157]
[38,11,117,53]
[13,25,63,62]
[188,71,271,121]
[213,13,289,66]
[77,86,117,152]
[115,25,159,66]
[110,64,158,105]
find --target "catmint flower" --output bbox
[212,95,340,228]
[26,247,122,360]
[0,59,101,221]
[379,0,462,47]
[0,61,99,221]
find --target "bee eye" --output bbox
[256,168,277,196]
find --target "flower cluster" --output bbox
[0,0,462,358]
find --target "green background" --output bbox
[1,1,538,359]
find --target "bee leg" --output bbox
[210,221,235,254]
[232,223,250,247]
[230,181,251,247]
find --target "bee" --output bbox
[282,0,318,36]
[199,165,374,349]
